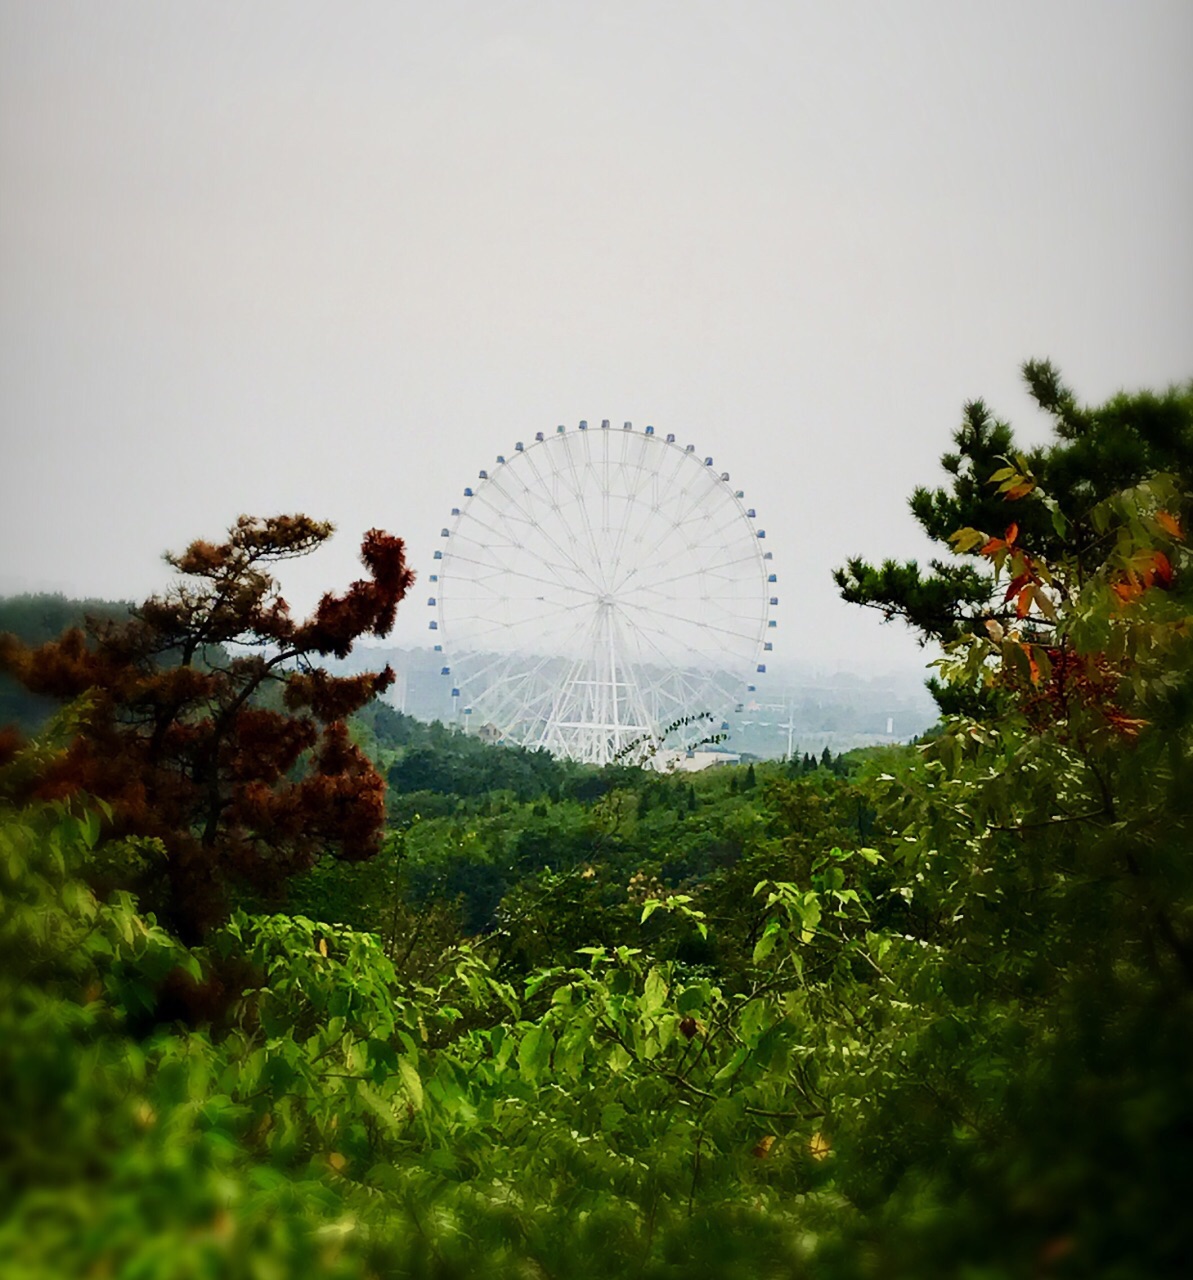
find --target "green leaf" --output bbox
[1043,495,1069,538]
[367,1038,398,1083]
[753,919,782,964]
[80,810,102,851]
[796,894,822,943]
[517,1024,553,1083]
[949,526,989,554]
[677,982,710,1015]
[713,1045,749,1082]
[397,1056,423,1111]
[606,1042,631,1074]
[641,966,668,1015]
[599,1102,626,1132]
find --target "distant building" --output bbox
[657,748,741,773]
[475,722,503,745]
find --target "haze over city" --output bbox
[2,1,1190,674]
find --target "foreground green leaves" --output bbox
[2,803,871,1277]
[6,628,1190,1277]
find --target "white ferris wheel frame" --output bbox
[427,419,776,767]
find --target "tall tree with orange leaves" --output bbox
[0,514,414,940]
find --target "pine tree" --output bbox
[0,515,413,939]
[834,361,1193,710]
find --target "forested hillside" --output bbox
[2,365,1190,1277]
[0,593,132,735]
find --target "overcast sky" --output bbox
[1,0,1190,674]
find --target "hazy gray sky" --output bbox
[2,0,1190,671]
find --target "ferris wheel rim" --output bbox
[429,422,775,762]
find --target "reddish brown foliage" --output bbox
[1004,643,1142,742]
[0,515,414,940]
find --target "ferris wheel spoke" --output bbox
[521,438,605,579]
[619,581,763,629]
[605,438,660,589]
[629,605,761,645]
[529,435,586,511]
[606,435,660,570]
[483,463,604,594]
[470,548,601,595]
[441,543,528,580]
[619,588,757,634]
[451,507,600,599]
[624,549,763,596]
[444,506,529,549]
[469,650,594,729]
[444,600,597,643]
[610,598,710,678]
[442,582,593,610]
[621,586,760,629]
[607,529,739,599]
[671,507,754,549]
[541,612,610,733]
[608,447,694,590]
[605,632,738,739]
[599,433,629,570]
[569,431,609,575]
[617,597,764,652]
[441,551,586,600]
[679,498,756,539]
[464,484,541,536]
[470,487,589,589]
[653,667,717,715]
[622,453,684,547]
[453,597,599,663]
[445,508,538,560]
[654,468,727,542]
[483,460,567,543]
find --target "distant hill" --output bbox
[0,593,133,734]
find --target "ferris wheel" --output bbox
[427,420,775,767]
